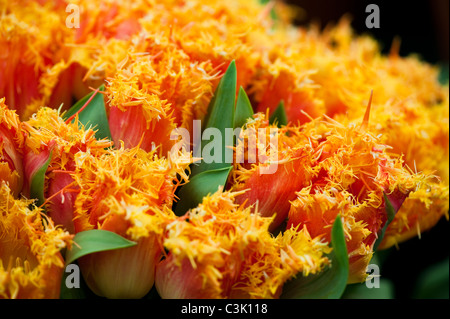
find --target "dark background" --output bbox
[286,0,449,65]
[286,0,449,299]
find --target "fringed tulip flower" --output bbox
[0,183,72,299]
[0,0,448,300]
[0,99,25,197]
[156,190,270,299]
[155,189,330,299]
[378,181,449,250]
[230,226,331,299]
[63,0,149,102]
[22,107,112,233]
[105,43,220,151]
[229,113,316,231]
[230,108,428,283]
[106,71,178,155]
[246,15,449,249]
[286,116,428,283]
[71,145,191,298]
[0,1,73,119]
[353,97,449,249]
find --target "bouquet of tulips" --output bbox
[0,0,448,299]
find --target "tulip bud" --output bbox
[78,235,161,299]
[155,190,330,299]
[106,79,177,155]
[71,146,191,298]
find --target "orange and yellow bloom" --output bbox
[0,99,25,197]
[0,0,448,299]
[22,107,112,233]
[0,183,72,299]
[156,189,330,299]
[229,111,430,283]
[70,145,191,298]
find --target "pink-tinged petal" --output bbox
[233,157,313,231]
[0,61,41,119]
[108,104,176,155]
[384,189,408,214]
[45,169,78,234]
[74,2,142,42]
[155,254,219,299]
[256,75,324,125]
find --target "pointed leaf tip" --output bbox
[63,85,112,141]
[65,229,137,266]
[269,100,287,127]
[174,166,232,216]
[191,60,237,176]
[234,86,254,129]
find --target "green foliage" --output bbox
[269,100,287,127]
[63,85,112,141]
[281,216,349,299]
[64,229,137,266]
[29,151,52,207]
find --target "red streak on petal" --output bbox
[65,88,100,124]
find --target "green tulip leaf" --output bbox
[29,151,52,207]
[269,100,287,127]
[191,61,236,176]
[174,166,232,216]
[234,86,254,129]
[65,229,137,266]
[281,216,349,299]
[373,193,397,251]
[63,85,112,141]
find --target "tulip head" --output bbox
[156,190,255,299]
[106,74,177,155]
[22,107,112,233]
[286,117,429,283]
[0,2,74,119]
[155,189,330,299]
[71,146,190,298]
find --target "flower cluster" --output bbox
[0,0,448,299]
